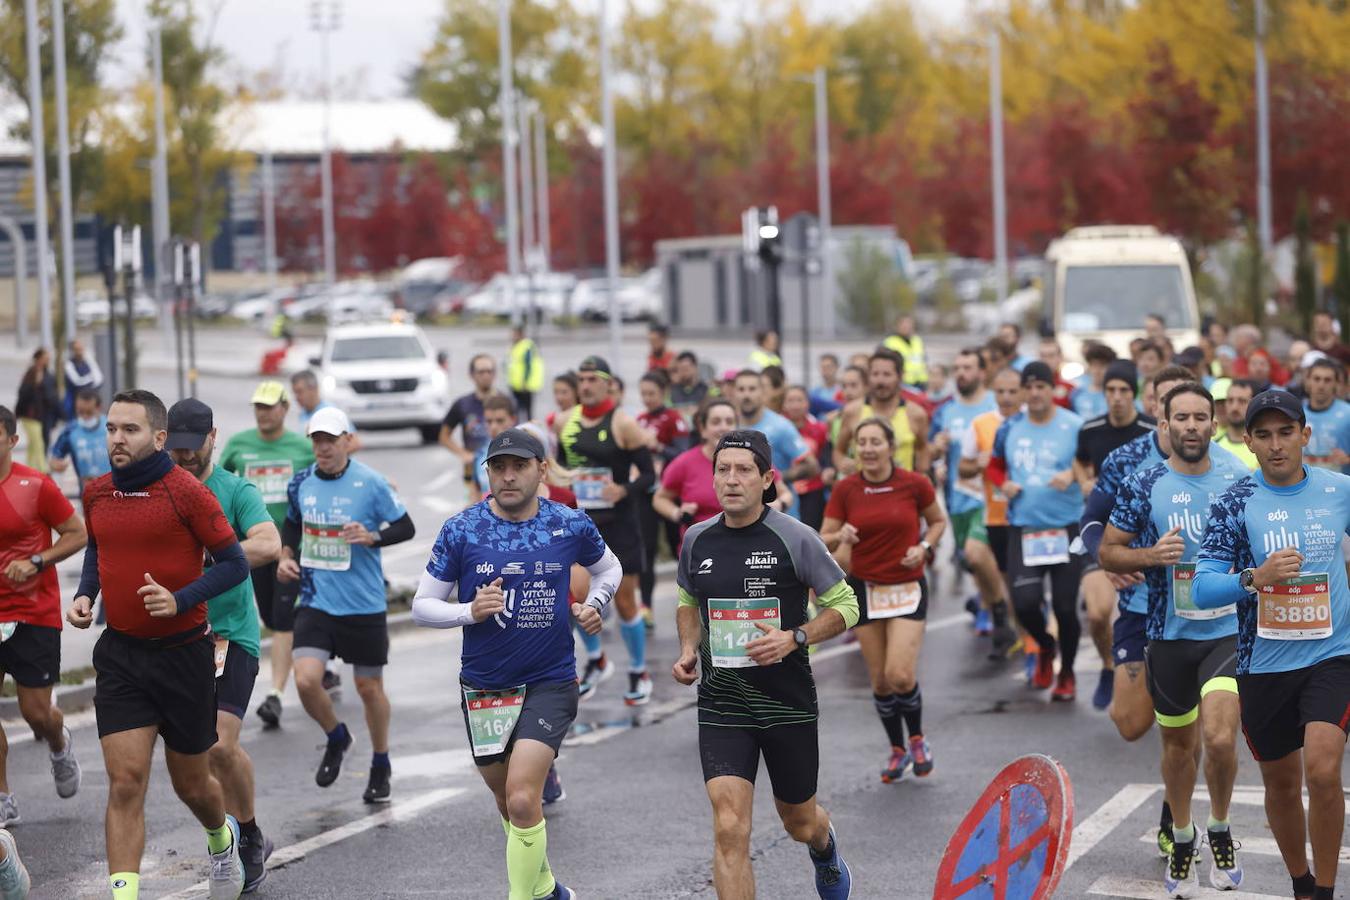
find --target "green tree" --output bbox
[1294,192,1317,335]
[836,238,907,332]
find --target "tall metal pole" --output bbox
[151,27,173,339]
[534,110,551,271]
[312,1,339,286]
[1255,0,1273,257]
[51,0,76,344]
[262,149,278,288]
[497,0,519,319]
[518,98,536,264]
[600,0,621,369]
[23,0,52,349]
[989,30,1009,304]
[813,67,834,339]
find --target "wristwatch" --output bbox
[1239,568,1257,594]
[28,554,44,572]
[792,627,809,649]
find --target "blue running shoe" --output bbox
[1092,668,1114,710]
[880,747,910,784]
[973,608,992,636]
[809,826,852,899]
[546,882,576,899]
[1206,828,1243,891]
[543,764,565,806]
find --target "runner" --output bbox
[166,399,281,892]
[277,407,415,802]
[669,351,712,416]
[48,388,111,491]
[732,370,818,495]
[412,426,620,900]
[636,370,691,626]
[1302,358,1350,472]
[219,380,317,729]
[66,389,246,900]
[554,356,655,705]
[673,429,856,899]
[472,395,519,498]
[1193,389,1350,900]
[1072,342,1118,420]
[988,361,1085,700]
[1212,378,1259,469]
[0,829,27,898]
[441,353,508,489]
[822,417,944,783]
[1101,383,1248,896]
[781,385,831,530]
[833,349,929,476]
[0,404,86,824]
[653,399,740,545]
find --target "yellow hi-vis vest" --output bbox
[508,338,544,393]
[882,333,928,387]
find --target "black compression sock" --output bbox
[1160,800,1173,829]
[872,693,907,746]
[1292,871,1316,897]
[896,686,923,739]
[1312,886,1333,900]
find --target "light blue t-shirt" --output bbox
[50,417,111,483]
[993,407,1084,528]
[1304,399,1350,474]
[286,458,406,616]
[1072,384,1107,420]
[744,408,811,518]
[931,391,996,516]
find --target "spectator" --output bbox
[748,329,782,370]
[15,348,54,472]
[62,338,103,419]
[646,324,675,374]
[1311,311,1350,365]
[809,353,843,418]
[506,323,544,420]
[883,314,929,388]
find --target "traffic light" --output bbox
[742,206,781,266]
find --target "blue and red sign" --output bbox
[933,754,1073,900]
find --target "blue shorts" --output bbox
[1112,610,1148,665]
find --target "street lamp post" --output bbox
[599,0,621,369]
[311,1,340,286]
[989,29,1008,305]
[1255,0,1273,257]
[23,0,53,349]
[813,67,834,340]
[497,0,520,321]
[534,111,551,271]
[151,26,173,339]
[51,0,77,344]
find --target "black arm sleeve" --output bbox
[377,512,416,548]
[282,517,302,555]
[173,541,248,614]
[627,445,656,496]
[76,533,100,599]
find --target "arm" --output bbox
[167,541,249,614]
[1077,483,1115,560]
[672,595,703,684]
[74,532,100,602]
[1099,524,1154,574]
[831,406,857,474]
[41,512,87,569]
[1072,458,1096,494]
[651,484,685,524]
[910,406,931,474]
[783,451,818,482]
[410,572,476,628]
[818,515,846,551]
[806,579,859,638]
[580,548,621,611]
[240,521,281,568]
[376,512,416,548]
[916,501,945,556]
[1191,556,1246,611]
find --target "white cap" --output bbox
[1301,349,1331,370]
[307,406,352,437]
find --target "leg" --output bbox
[856,620,907,752]
[1081,569,1116,670]
[354,674,390,754]
[706,776,756,900]
[774,794,832,853]
[270,632,293,695]
[15,685,64,752]
[1303,722,1347,889]
[1259,752,1311,879]
[208,712,255,823]
[637,492,659,610]
[502,740,557,900]
[613,573,640,622]
[293,655,338,733]
[164,746,228,830]
[964,539,1006,612]
[1158,721,1200,832]
[1110,663,1155,739]
[884,618,927,754]
[101,726,157,874]
[1047,559,1083,672]
[1198,688,1240,823]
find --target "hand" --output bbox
[67,595,93,629]
[930,432,950,455]
[1332,448,1350,468]
[744,623,796,666]
[571,601,602,635]
[277,557,301,583]
[900,545,926,568]
[1149,525,1185,568]
[1254,547,1304,586]
[1106,570,1145,590]
[600,483,628,504]
[471,577,506,622]
[837,523,860,546]
[822,467,837,487]
[1048,470,1073,491]
[457,449,475,466]
[836,457,858,476]
[977,450,992,469]
[138,573,177,618]
[679,501,699,520]
[4,560,37,584]
[342,521,376,546]
[1001,482,1022,500]
[672,648,699,685]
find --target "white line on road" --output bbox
[1066,783,1159,871]
[425,468,459,492]
[155,786,466,900]
[1193,785,1350,815]
[1087,874,1282,899]
[1136,828,1350,864]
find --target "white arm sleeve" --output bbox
[582,548,622,611]
[411,572,476,628]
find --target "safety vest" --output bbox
[1213,431,1258,471]
[860,400,916,471]
[882,333,929,387]
[749,348,782,371]
[508,338,544,393]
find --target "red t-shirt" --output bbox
[659,447,722,540]
[637,407,691,454]
[0,464,75,629]
[824,466,935,584]
[83,465,237,639]
[647,350,676,373]
[792,418,829,495]
[1052,376,1076,410]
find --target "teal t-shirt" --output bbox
[219,428,316,528]
[204,465,270,658]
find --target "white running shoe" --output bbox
[50,727,80,799]
[207,815,244,900]
[0,829,29,900]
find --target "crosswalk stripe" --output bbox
[1087,874,1283,899]
[1136,828,1350,864]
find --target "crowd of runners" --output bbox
[1,310,1348,899]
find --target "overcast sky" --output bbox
[110,0,975,98]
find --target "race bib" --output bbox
[243,460,294,504]
[214,638,228,679]
[866,582,922,619]
[708,597,781,668]
[301,522,351,571]
[1172,563,1235,620]
[1021,529,1070,567]
[574,468,615,510]
[1257,573,1333,640]
[0,623,17,643]
[464,685,526,757]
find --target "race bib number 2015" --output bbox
[708,598,781,668]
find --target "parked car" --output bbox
[571,269,663,322]
[396,257,474,319]
[75,291,158,326]
[461,273,577,321]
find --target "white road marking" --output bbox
[1136,828,1350,864]
[1087,874,1283,899]
[1066,783,1160,871]
[421,496,461,516]
[1193,784,1350,815]
[425,468,459,492]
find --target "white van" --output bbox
[1043,225,1200,361]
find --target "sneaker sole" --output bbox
[623,695,652,706]
[363,794,392,804]
[1209,865,1242,891]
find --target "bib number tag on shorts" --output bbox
[243,461,294,504]
[301,522,351,571]
[1172,563,1234,620]
[573,468,615,510]
[213,638,228,679]
[708,598,781,668]
[1022,529,1070,567]
[1257,573,1333,641]
[0,623,18,644]
[866,582,922,619]
[464,686,526,757]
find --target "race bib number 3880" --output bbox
[708,598,781,668]
[1257,573,1332,641]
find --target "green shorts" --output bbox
[951,508,989,548]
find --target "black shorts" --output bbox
[1238,655,1350,762]
[460,678,579,767]
[699,721,819,805]
[0,624,60,689]
[251,561,298,633]
[293,608,389,669]
[848,575,928,627]
[216,641,260,719]
[596,511,646,576]
[1146,637,1238,725]
[987,525,1011,573]
[1112,609,1148,665]
[93,629,217,755]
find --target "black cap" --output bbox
[1020,361,1056,388]
[483,427,546,463]
[1245,389,1306,432]
[1175,346,1205,368]
[166,398,214,451]
[1103,360,1139,395]
[578,356,612,378]
[713,430,779,503]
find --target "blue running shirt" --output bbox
[1110,458,1248,641]
[286,459,407,616]
[50,417,111,483]
[426,498,606,689]
[1194,466,1350,674]
[1303,399,1350,474]
[1073,384,1107,420]
[932,392,996,516]
[993,407,1084,528]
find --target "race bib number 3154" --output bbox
[708,598,781,668]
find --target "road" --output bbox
[0,324,1319,898]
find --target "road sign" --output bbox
[933,754,1073,900]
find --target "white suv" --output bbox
[310,323,450,443]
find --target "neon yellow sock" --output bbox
[506,820,554,900]
[110,872,140,899]
[205,820,233,854]
[503,816,553,891]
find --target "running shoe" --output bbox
[255,694,282,728]
[908,735,934,777]
[322,668,342,700]
[989,622,1017,660]
[50,726,80,798]
[363,766,391,804]
[973,608,992,636]
[0,796,19,828]
[808,825,853,899]
[0,829,29,900]
[1031,646,1056,690]
[238,829,273,893]
[207,814,244,900]
[624,671,654,706]
[1091,669,1114,710]
[1051,671,1076,702]
[1206,828,1244,891]
[642,606,655,631]
[880,746,910,784]
[315,730,353,788]
[577,654,614,701]
[545,883,576,899]
[1158,802,1174,858]
[542,764,565,806]
[963,596,981,623]
[1163,834,1199,898]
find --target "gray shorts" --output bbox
[459,678,579,767]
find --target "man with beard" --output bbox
[731,369,817,518]
[833,349,930,476]
[1212,378,1259,470]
